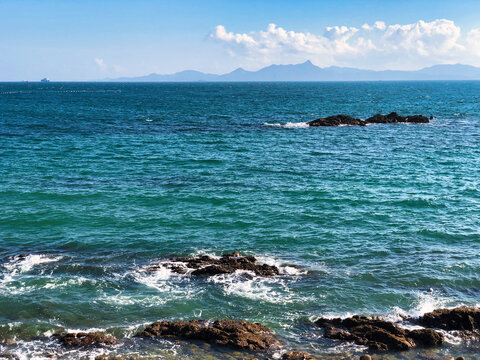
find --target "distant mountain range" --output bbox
[105,61,480,82]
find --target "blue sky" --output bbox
[2,0,480,80]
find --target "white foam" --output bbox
[254,254,308,276]
[208,269,305,304]
[0,254,64,295]
[263,122,309,128]
[3,254,63,274]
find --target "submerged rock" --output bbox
[53,332,117,347]
[315,315,444,351]
[281,351,318,359]
[136,319,279,351]
[0,354,19,359]
[365,112,429,124]
[417,307,480,331]
[308,115,366,127]
[359,355,372,360]
[146,252,280,277]
[95,355,140,360]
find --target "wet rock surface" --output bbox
[417,307,480,331]
[308,115,366,127]
[0,354,19,359]
[136,319,279,351]
[53,332,117,347]
[281,351,318,359]
[146,252,280,277]
[316,315,444,351]
[308,112,430,127]
[365,112,430,124]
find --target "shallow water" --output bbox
[0,82,479,359]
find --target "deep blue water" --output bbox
[0,82,480,359]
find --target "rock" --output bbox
[456,357,465,360]
[281,351,318,360]
[0,354,19,359]
[136,319,279,351]
[308,115,366,127]
[307,112,430,127]
[409,328,445,346]
[95,356,139,360]
[315,315,444,351]
[359,356,372,360]
[365,112,429,124]
[418,307,480,331]
[53,332,117,347]
[146,252,280,277]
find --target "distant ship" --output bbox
[40,78,50,83]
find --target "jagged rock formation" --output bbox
[136,319,279,351]
[53,332,117,347]
[146,252,280,277]
[316,315,444,351]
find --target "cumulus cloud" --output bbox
[211,19,480,69]
[94,58,107,71]
[466,28,480,56]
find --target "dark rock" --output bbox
[365,112,429,124]
[53,332,117,347]
[307,112,430,127]
[95,356,139,360]
[146,252,280,277]
[308,115,366,127]
[136,319,279,351]
[418,307,480,331]
[1,354,19,359]
[409,328,445,346]
[315,315,444,351]
[359,356,372,360]
[282,351,318,360]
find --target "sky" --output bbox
[2,0,480,80]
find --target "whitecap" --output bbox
[208,269,303,304]
[3,254,63,274]
[263,122,309,128]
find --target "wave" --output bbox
[0,254,64,293]
[263,122,309,128]
[127,252,310,304]
[3,254,64,274]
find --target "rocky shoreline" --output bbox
[1,252,477,360]
[40,307,475,360]
[24,307,475,360]
[308,112,432,127]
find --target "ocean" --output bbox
[0,81,479,359]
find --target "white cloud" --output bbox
[211,19,480,70]
[94,58,107,71]
[466,28,480,56]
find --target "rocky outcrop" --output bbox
[417,307,480,331]
[308,115,366,127]
[53,332,117,347]
[146,252,280,277]
[136,319,279,351]
[365,112,429,124]
[95,355,140,360]
[0,354,19,359]
[315,315,444,351]
[281,351,318,360]
[307,112,430,127]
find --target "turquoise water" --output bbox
[1,82,480,359]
